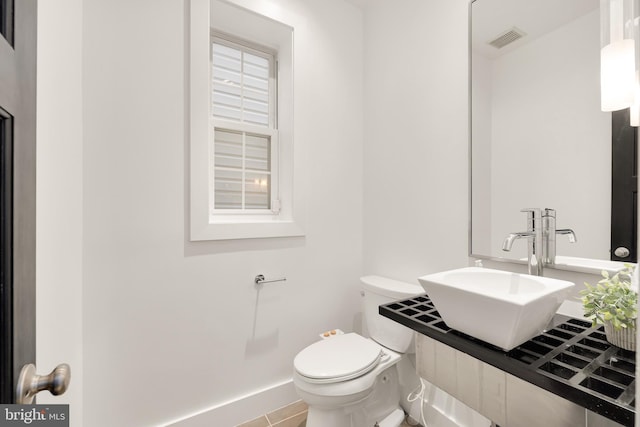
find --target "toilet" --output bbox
[293,275,423,427]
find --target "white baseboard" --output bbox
[165,379,298,427]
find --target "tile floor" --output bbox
[235,400,421,427]
[236,400,307,427]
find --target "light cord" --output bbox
[406,378,428,426]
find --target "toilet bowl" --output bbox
[292,276,423,427]
[294,333,400,404]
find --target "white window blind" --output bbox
[212,42,271,126]
[213,129,271,209]
[211,35,277,213]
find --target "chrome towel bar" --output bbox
[254,274,287,285]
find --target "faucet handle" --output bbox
[543,208,556,218]
[520,208,541,230]
[520,208,541,217]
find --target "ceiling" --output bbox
[472,0,599,59]
[341,0,599,60]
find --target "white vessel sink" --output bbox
[418,267,574,351]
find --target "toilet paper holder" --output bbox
[254,274,287,285]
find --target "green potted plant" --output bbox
[580,264,637,351]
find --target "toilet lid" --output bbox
[294,333,383,384]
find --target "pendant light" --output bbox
[600,0,637,115]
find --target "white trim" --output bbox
[211,29,277,61]
[190,0,212,239]
[212,118,275,136]
[165,379,298,427]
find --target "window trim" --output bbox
[189,0,304,241]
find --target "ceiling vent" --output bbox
[488,27,526,49]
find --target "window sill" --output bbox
[190,219,304,241]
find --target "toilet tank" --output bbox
[360,275,423,353]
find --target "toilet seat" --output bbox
[294,333,383,384]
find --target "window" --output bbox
[189,0,303,241]
[211,35,279,214]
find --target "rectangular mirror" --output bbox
[470,0,638,270]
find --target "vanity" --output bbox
[380,295,636,427]
[397,0,640,424]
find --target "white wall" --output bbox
[363,0,470,282]
[35,1,472,423]
[471,52,493,256]
[36,0,84,424]
[362,1,486,425]
[80,0,363,426]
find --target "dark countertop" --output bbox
[380,294,636,426]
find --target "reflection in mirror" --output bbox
[470,0,637,269]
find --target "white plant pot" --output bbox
[603,321,636,351]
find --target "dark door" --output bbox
[0,0,37,403]
[611,108,638,263]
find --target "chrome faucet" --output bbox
[503,208,577,275]
[541,208,577,265]
[502,208,543,276]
